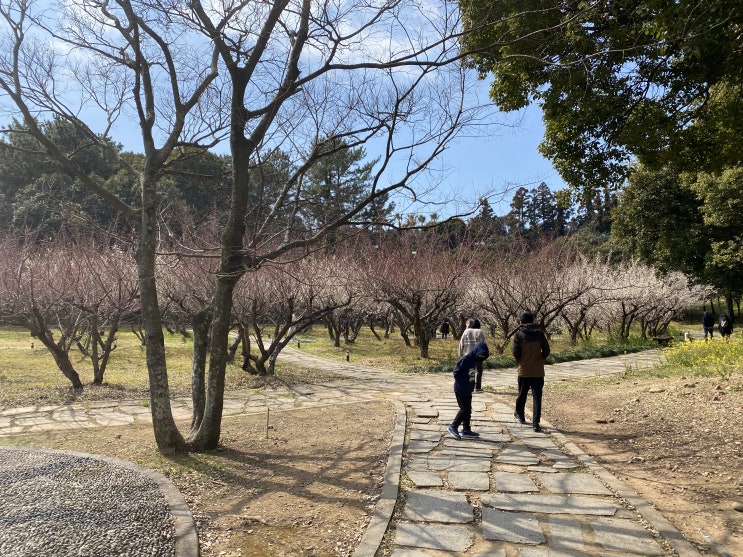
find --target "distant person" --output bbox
[447,341,489,440]
[719,313,733,340]
[512,312,550,433]
[459,318,487,392]
[702,308,716,339]
[439,319,450,339]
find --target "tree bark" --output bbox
[138,170,187,453]
[189,307,212,436]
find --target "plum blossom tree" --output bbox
[0,0,489,452]
[362,236,475,358]
[232,254,353,376]
[0,234,138,387]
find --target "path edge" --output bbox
[546,424,703,557]
[353,399,406,557]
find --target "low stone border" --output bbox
[353,399,406,557]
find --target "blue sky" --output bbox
[106,79,562,221]
[428,101,566,218]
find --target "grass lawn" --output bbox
[0,326,341,409]
[1,320,707,409]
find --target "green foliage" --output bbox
[459,0,743,191]
[300,138,392,237]
[612,164,707,277]
[658,336,743,381]
[612,163,743,298]
[686,168,743,296]
[0,117,138,235]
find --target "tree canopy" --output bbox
[459,0,743,191]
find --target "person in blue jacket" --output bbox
[447,341,490,439]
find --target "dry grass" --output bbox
[0,327,346,410]
[2,400,394,557]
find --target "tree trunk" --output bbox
[368,321,381,341]
[92,318,119,385]
[227,325,243,362]
[324,314,342,347]
[29,322,84,389]
[188,110,251,448]
[189,278,236,450]
[138,172,187,454]
[97,323,118,383]
[47,343,84,389]
[413,321,430,359]
[189,307,212,435]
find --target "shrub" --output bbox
[660,336,743,381]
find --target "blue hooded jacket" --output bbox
[452,341,489,394]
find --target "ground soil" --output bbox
[3,400,395,557]
[4,372,743,557]
[545,373,743,557]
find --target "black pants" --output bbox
[452,393,472,430]
[515,376,544,426]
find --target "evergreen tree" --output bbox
[300,138,392,246]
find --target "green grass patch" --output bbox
[293,326,656,374]
[0,327,341,409]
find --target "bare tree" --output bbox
[74,242,139,384]
[232,254,352,375]
[557,256,607,345]
[469,249,530,354]
[0,0,222,451]
[0,236,86,388]
[0,234,137,387]
[362,236,474,358]
[1,0,493,451]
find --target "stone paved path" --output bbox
[0,348,704,557]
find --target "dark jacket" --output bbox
[719,314,733,335]
[453,341,489,394]
[702,311,715,327]
[512,323,550,378]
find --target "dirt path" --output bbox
[546,373,743,557]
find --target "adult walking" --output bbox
[702,307,716,339]
[719,313,733,340]
[439,319,451,339]
[459,318,486,392]
[512,312,551,433]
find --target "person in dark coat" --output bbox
[702,308,716,339]
[512,312,550,432]
[719,313,733,340]
[439,319,451,339]
[447,341,489,439]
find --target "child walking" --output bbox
[448,341,490,439]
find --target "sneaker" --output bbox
[533,425,542,433]
[460,430,480,438]
[514,411,527,425]
[447,425,461,440]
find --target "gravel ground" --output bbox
[0,447,176,557]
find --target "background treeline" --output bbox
[3,117,739,319]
